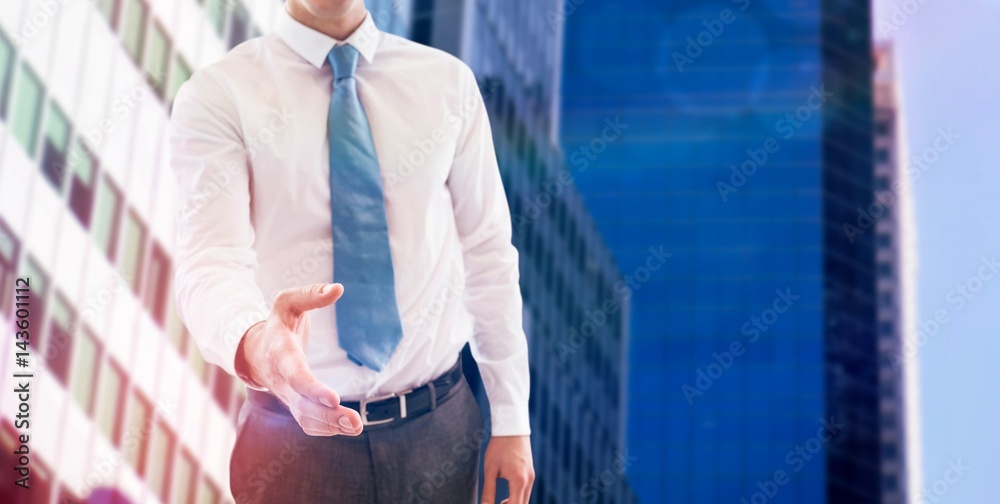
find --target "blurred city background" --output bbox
[0,0,995,503]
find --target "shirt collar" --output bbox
[276,7,380,69]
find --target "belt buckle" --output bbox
[359,389,413,426]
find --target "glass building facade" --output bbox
[560,0,883,502]
[397,1,638,502]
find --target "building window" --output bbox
[124,392,152,476]
[68,142,97,227]
[883,474,898,492]
[23,258,48,353]
[149,421,176,502]
[411,0,435,45]
[93,175,123,261]
[168,55,192,107]
[120,210,147,294]
[96,361,126,444]
[205,0,229,37]
[882,442,898,460]
[46,293,76,386]
[122,0,148,64]
[875,176,889,191]
[41,102,71,190]
[877,233,891,248]
[227,3,249,49]
[199,477,221,504]
[879,292,893,308]
[0,219,18,317]
[189,346,210,385]
[145,242,171,325]
[0,32,14,119]
[11,63,44,156]
[71,328,101,414]
[875,119,891,136]
[166,305,188,354]
[878,321,893,338]
[95,0,121,29]
[212,367,235,412]
[876,148,890,164]
[877,262,892,278]
[172,451,197,504]
[144,22,171,97]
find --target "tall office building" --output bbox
[0,1,636,503]
[872,43,920,504]
[0,1,282,503]
[561,0,885,502]
[406,1,637,502]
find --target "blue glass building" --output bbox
[380,1,639,502]
[560,1,881,502]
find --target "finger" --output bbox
[276,353,364,431]
[286,361,341,408]
[288,373,363,432]
[481,464,499,504]
[523,472,535,504]
[275,283,344,314]
[507,476,527,504]
[296,415,355,437]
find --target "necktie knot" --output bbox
[328,44,360,81]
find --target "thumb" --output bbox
[276,283,344,314]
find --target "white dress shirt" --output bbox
[169,8,530,436]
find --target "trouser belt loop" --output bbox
[427,381,437,411]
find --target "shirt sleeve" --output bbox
[169,70,270,378]
[447,65,531,437]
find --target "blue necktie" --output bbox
[327,44,403,371]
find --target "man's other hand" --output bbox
[482,435,534,504]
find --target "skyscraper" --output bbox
[561,0,884,502]
[0,1,279,502]
[873,43,920,504]
[403,1,637,502]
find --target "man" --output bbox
[169,0,533,502]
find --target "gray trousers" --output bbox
[230,375,484,504]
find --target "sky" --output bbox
[871,0,1000,501]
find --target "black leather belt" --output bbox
[247,357,464,427]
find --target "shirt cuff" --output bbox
[215,307,269,377]
[489,402,531,437]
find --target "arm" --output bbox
[170,70,269,377]
[445,65,533,504]
[170,71,361,436]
